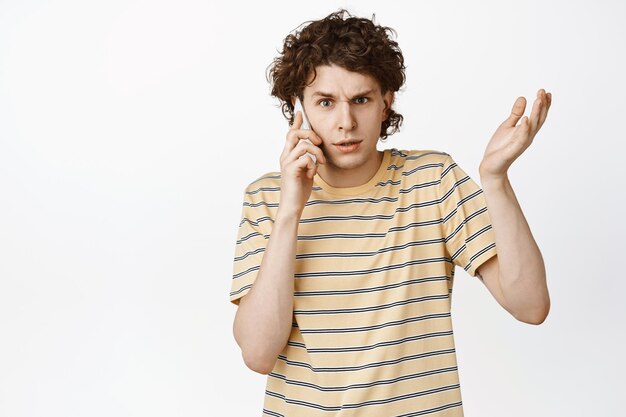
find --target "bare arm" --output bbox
[476,177,550,324]
[232,212,299,374]
[232,110,326,374]
[476,89,552,324]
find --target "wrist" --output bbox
[479,163,508,185]
[478,159,508,183]
[480,173,510,194]
[275,206,303,223]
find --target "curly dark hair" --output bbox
[266,9,406,140]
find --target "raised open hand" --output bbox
[479,89,552,180]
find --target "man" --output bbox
[230,9,551,417]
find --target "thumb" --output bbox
[501,96,527,128]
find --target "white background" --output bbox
[1,0,625,416]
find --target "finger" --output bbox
[512,116,533,152]
[537,90,549,130]
[299,139,326,164]
[309,132,322,146]
[501,96,527,128]
[522,115,532,135]
[529,91,543,134]
[282,139,316,166]
[295,129,323,146]
[291,140,326,164]
[305,155,318,179]
[291,111,303,130]
[282,127,312,161]
[523,115,535,145]
[290,111,323,144]
[282,112,304,160]
[285,129,323,151]
[286,150,317,177]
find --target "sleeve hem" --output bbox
[229,284,252,306]
[465,245,497,277]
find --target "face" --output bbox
[294,64,394,187]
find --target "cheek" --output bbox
[311,120,332,141]
[363,117,382,133]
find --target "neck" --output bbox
[317,150,384,188]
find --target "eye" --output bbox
[355,97,369,104]
[319,99,332,108]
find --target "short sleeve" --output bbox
[229,190,270,305]
[438,154,497,277]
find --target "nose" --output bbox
[337,101,356,131]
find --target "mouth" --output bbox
[334,140,362,153]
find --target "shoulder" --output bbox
[388,148,454,177]
[239,171,282,211]
[243,171,281,194]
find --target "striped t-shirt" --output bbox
[230,148,497,417]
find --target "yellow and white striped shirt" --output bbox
[231,148,497,417]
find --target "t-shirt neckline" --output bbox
[313,148,391,197]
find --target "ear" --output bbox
[382,91,395,120]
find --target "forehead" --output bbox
[303,64,381,97]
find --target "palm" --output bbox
[480,89,552,179]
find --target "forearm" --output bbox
[233,210,299,374]
[480,174,550,322]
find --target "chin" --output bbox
[327,154,368,171]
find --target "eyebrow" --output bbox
[311,89,377,100]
